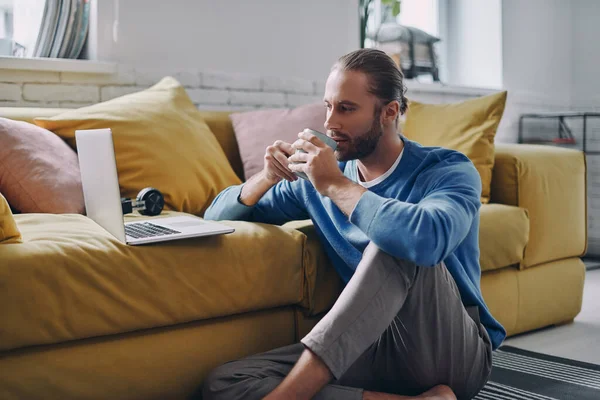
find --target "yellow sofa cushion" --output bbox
[0,107,67,123]
[197,110,244,181]
[33,77,241,216]
[491,144,587,268]
[0,211,312,352]
[479,203,529,271]
[480,257,584,337]
[0,193,21,244]
[403,91,507,203]
[284,220,344,316]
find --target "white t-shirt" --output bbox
[356,148,404,188]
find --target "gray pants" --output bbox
[202,243,493,400]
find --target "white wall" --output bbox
[493,0,574,144]
[570,0,600,255]
[91,0,359,82]
[572,0,600,110]
[444,0,502,89]
[501,0,572,104]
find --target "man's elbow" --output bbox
[413,235,447,267]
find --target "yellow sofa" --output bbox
[0,107,588,400]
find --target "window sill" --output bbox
[0,56,117,74]
[405,80,501,97]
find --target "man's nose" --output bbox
[324,112,342,131]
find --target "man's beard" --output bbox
[334,108,384,162]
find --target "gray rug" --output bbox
[475,346,600,400]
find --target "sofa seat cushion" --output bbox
[0,212,310,352]
[479,203,529,272]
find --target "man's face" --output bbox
[323,69,384,162]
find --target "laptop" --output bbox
[75,128,235,245]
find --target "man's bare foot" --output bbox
[363,384,456,400]
[417,385,457,400]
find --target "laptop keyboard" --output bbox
[125,222,181,239]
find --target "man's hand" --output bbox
[238,140,297,207]
[288,130,347,195]
[263,140,298,185]
[288,131,368,216]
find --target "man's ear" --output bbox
[384,101,400,126]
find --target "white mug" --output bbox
[292,129,338,180]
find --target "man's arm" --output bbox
[203,169,276,221]
[346,160,481,267]
[204,165,310,225]
[287,131,481,267]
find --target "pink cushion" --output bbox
[0,118,85,214]
[230,102,326,180]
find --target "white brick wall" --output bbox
[262,76,314,94]
[201,71,261,91]
[135,67,200,88]
[0,64,333,110]
[100,86,146,102]
[0,69,60,83]
[286,93,324,107]
[0,100,60,108]
[0,83,21,101]
[23,84,99,103]
[313,80,327,96]
[60,65,136,85]
[0,63,504,113]
[230,90,286,107]
[186,88,230,105]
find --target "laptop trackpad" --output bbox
[164,219,207,229]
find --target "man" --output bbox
[201,48,505,400]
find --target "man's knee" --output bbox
[362,242,419,282]
[202,363,236,400]
[201,359,283,400]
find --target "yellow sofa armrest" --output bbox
[490,143,587,268]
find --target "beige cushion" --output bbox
[0,211,312,352]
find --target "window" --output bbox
[0,0,14,54]
[366,0,442,84]
[366,0,503,89]
[396,0,439,37]
[1,0,90,59]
